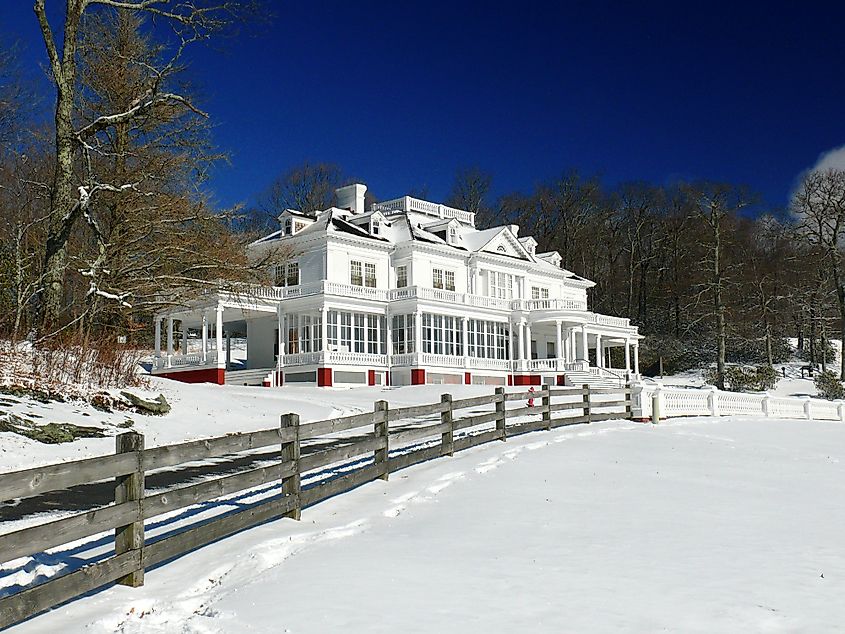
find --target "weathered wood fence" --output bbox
[0,384,631,629]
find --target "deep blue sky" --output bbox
[3,1,844,209]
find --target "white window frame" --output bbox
[396,265,408,288]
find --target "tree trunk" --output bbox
[713,224,726,389]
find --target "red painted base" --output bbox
[556,374,565,386]
[317,367,333,387]
[512,374,541,386]
[464,372,472,385]
[368,369,376,386]
[411,368,426,385]
[158,368,225,385]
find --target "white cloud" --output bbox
[809,145,845,173]
[791,144,845,204]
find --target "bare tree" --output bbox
[446,167,492,215]
[33,0,258,329]
[793,169,845,379]
[261,162,343,219]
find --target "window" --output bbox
[448,226,458,243]
[350,260,363,286]
[284,218,292,235]
[365,262,377,288]
[532,286,549,300]
[341,312,352,350]
[433,268,443,289]
[433,268,455,291]
[367,315,379,354]
[391,314,416,354]
[353,314,365,353]
[488,271,513,299]
[286,262,299,287]
[396,265,408,288]
[468,320,510,359]
[422,313,463,356]
[274,261,299,287]
[371,219,381,235]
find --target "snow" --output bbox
[7,414,845,633]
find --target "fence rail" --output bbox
[632,382,845,422]
[0,384,631,630]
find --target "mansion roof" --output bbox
[252,184,587,282]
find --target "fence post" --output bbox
[115,431,145,587]
[280,413,301,520]
[542,387,551,431]
[440,393,454,456]
[374,400,390,479]
[651,387,660,424]
[582,384,592,424]
[762,393,771,418]
[804,397,812,420]
[707,386,719,417]
[495,386,507,440]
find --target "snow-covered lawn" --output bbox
[9,414,844,633]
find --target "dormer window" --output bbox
[372,219,381,236]
[284,218,292,235]
[448,226,458,243]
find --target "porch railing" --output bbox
[152,349,218,371]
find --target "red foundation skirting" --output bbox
[368,369,376,386]
[317,367,333,387]
[158,368,224,385]
[464,372,472,385]
[512,374,541,386]
[411,368,426,385]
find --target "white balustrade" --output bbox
[372,196,476,225]
[633,383,845,422]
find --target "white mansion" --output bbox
[152,184,641,387]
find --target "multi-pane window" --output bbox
[284,218,292,235]
[432,268,455,291]
[433,268,444,289]
[467,320,510,359]
[396,265,408,288]
[327,310,383,354]
[531,286,549,299]
[391,314,416,354]
[371,219,381,235]
[488,271,513,299]
[350,260,363,286]
[275,262,299,287]
[284,313,322,354]
[422,313,463,356]
[449,227,458,243]
[365,262,377,288]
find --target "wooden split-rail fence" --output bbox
[0,384,632,629]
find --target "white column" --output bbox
[606,343,612,369]
[215,305,223,361]
[166,317,174,366]
[385,308,392,359]
[569,329,576,362]
[518,321,525,361]
[277,304,284,368]
[201,311,208,362]
[633,344,640,375]
[595,333,603,368]
[461,316,468,362]
[555,320,563,369]
[580,324,588,362]
[181,320,188,355]
[525,322,532,361]
[414,310,422,356]
[624,339,631,373]
[154,317,161,359]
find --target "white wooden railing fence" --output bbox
[631,382,845,422]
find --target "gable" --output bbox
[479,229,533,260]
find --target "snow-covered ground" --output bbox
[0,380,499,472]
[8,414,844,633]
